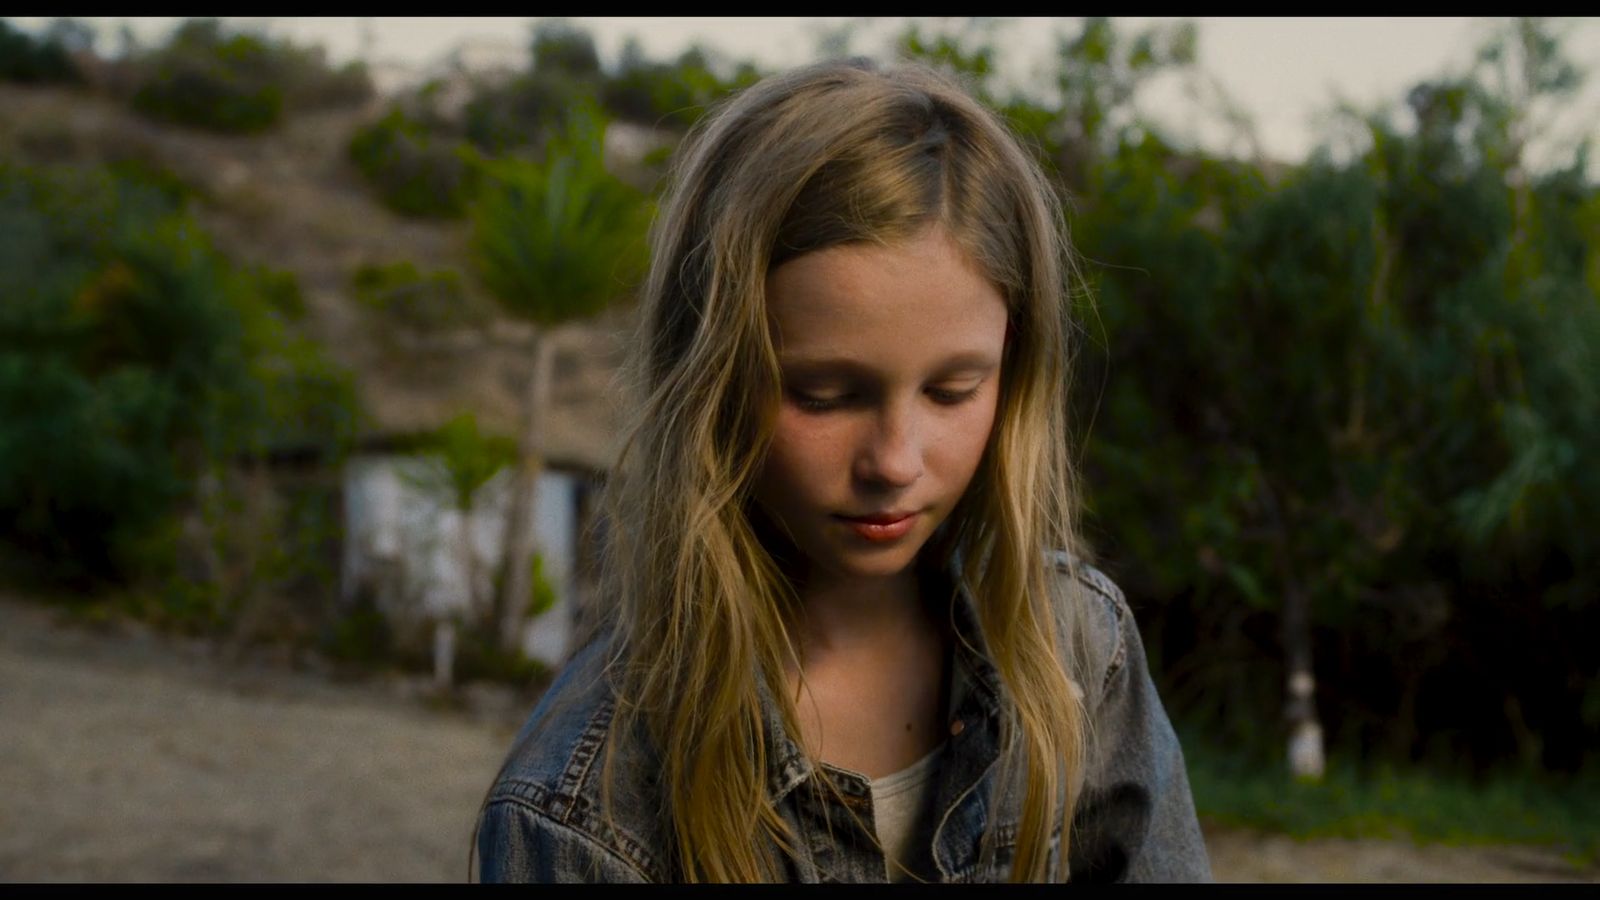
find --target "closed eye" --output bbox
[791,391,852,413]
[928,385,982,406]
[789,385,982,413]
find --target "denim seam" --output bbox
[550,694,614,825]
[1072,569,1129,697]
[493,697,664,879]
[483,795,654,882]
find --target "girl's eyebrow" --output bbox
[781,351,999,378]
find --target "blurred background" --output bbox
[0,15,1595,883]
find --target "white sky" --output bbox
[14,16,1600,173]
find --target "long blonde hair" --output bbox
[580,58,1091,882]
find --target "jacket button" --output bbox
[950,719,965,736]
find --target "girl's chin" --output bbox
[819,536,926,575]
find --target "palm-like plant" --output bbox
[469,102,651,653]
[403,411,517,687]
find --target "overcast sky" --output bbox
[15,17,1599,173]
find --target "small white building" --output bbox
[333,314,628,672]
[340,455,590,666]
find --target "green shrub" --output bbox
[102,158,202,207]
[127,18,371,133]
[446,19,607,155]
[322,595,396,668]
[348,108,480,217]
[119,574,230,635]
[463,72,595,155]
[602,42,760,130]
[526,553,558,618]
[455,617,551,687]
[350,260,491,331]
[0,19,82,84]
[0,166,242,583]
[321,597,551,689]
[1067,28,1600,774]
[0,161,358,590]
[131,25,284,133]
[247,263,306,320]
[530,19,601,78]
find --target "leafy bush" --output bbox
[321,589,552,689]
[102,157,203,207]
[454,624,550,687]
[130,22,284,133]
[462,72,595,155]
[0,19,82,84]
[456,21,602,154]
[283,56,372,113]
[526,553,558,618]
[348,108,480,217]
[322,594,396,668]
[351,260,491,332]
[890,16,1598,778]
[127,18,371,133]
[1070,58,1600,773]
[0,161,358,590]
[530,19,601,78]
[247,262,307,320]
[602,41,760,130]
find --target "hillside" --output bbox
[0,82,630,470]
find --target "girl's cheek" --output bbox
[767,421,842,486]
[775,412,846,454]
[952,397,1001,472]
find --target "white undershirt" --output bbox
[870,742,944,881]
[868,659,970,882]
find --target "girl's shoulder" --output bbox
[1043,551,1215,882]
[1046,550,1135,711]
[496,637,618,789]
[481,638,669,882]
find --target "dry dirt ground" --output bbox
[3,596,1594,883]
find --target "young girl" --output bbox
[474,57,1211,883]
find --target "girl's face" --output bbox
[754,225,1008,586]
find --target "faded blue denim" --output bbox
[477,554,1212,882]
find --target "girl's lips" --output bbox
[835,512,918,542]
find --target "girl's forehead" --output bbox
[765,228,1008,367]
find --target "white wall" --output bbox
[523,468,577,665]
[341,454,582,667]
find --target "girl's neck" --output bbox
[793,565,930,660]
[782,560,954,778]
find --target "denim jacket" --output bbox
[477,553,1212,882]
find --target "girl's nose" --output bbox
[854,405,924,489]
